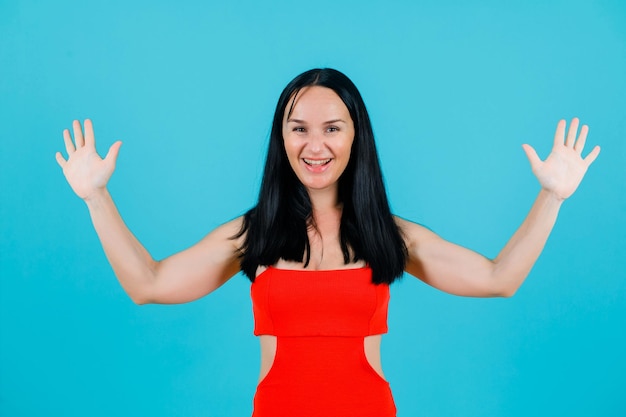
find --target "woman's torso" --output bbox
[254,259,387,383]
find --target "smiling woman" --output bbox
[236,69,407,288]
[55,68,600,417]
[283,86,355,193]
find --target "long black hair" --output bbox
[236,68,407,284]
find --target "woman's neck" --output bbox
[308,186,340,213]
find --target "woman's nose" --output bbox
[307,131,325,153]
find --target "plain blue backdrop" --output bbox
[1,0,625,416]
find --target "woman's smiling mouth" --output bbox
[303,158,332,166]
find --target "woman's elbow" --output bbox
[488,265,525,298]
[129,293,152,305]
[490,279,522,298]
[117,270,158,305]
[496,286,518,298]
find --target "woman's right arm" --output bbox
[56,119,242,305]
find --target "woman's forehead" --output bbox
[284,86,351,123]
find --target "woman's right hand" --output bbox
[55,119,122,201]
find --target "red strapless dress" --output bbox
[250,266,396,417]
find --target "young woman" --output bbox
[56,68,600,417]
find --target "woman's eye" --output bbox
[327,126,339,133]
[293,127,306,132]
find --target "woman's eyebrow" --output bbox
[286,118,347,124]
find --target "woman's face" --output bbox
[282,86,355,196]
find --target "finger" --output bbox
[55,151,67,168]
[63,128,76,154]
[553,119,566,148]
[574,124,589,153]
[84,119,95,148]
[522,144,541,170]
[104,141,123,168]
[73,120,85,148]
[583,145,601,166]
[565,117,579,148]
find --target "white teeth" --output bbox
[303,158,331,165]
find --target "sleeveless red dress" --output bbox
[250,266,396,417]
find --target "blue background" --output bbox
[1,0,625,416]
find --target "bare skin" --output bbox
[56,87,600,385]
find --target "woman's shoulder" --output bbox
[393,215,437,249]
[217,215,246,240]
[194,215,247,254]
[393,215,433,234]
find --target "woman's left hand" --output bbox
[522,118,601,201]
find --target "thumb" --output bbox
[104,141,123,168]
[521,144,541,170]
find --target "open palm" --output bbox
[522,118,600,200]
[56,119,122,200]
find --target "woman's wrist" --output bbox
[84,187,111,208]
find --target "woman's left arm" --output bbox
[399,118,600,297]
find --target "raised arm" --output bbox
[56,120,242,305]
[398,118,600,297]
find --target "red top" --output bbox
[251,266,390,337]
